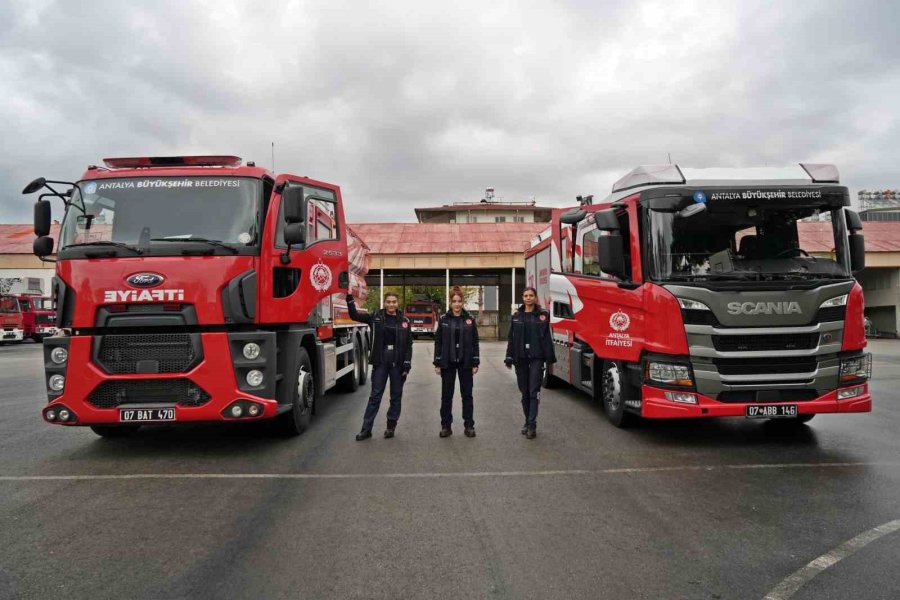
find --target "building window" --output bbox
[495,216,506,223]
[514,216,525,223]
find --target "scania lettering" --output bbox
[525,163,871,427]
[25,155,371,437]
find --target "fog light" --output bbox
[45,409,57,421]
[664,391,698,405]
[837,385,864,400]
[230,405,243,418]
[242,342,261,360]
[247,404,260,417]
[50,347,68,365]
[58,408,71,421]
[49,374,66,392]
[246,370,264,387]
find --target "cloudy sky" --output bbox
[1,0,898,224]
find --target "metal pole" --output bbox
[511,267,516,312]
[445,268,450,311]
[380,268,384,309]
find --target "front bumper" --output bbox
[43,333,280,426]
[2,328,24,342]
[641,383,871,418]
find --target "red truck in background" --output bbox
[404,295,441,338]
[0,295,25,344]
[526,163,871,428]
[25,155,370,437]
[16,294,57,342]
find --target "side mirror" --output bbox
[845,208,863,232]
[284,222,306,245]
[34,236,54,257]
[560,209,586,225]
[34,200,52,237]
[22,177,46,195]
[594,208,620,231]
[849,233,865,275]
[282,186,306,224]
[598,233,626,280]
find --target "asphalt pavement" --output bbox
[1,339,899,600]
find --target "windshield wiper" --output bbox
[64,241,144,255]
[150,237,239,254]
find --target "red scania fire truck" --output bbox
[526,164,871,427]
[24,155,370,437]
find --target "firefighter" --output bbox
[347,291,413,440]
[433,286,480,438]
[504,286,556,439]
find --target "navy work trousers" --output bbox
[360,361,404,433]
[515,358,544,427]
[440,364,474,428]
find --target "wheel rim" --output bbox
[297,365,314,414]
[603,364,622,412]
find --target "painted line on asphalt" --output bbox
[763,519,900,600]
[1,461,898,482]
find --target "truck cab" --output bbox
[25,155,369,437]
[0,295,25,343]
[528,164,871,427]
[405,297,440,338]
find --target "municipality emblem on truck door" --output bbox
[310,262,333,292]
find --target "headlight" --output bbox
[677,298,711,311]
[50,347,68,365]
[645,361,694,386]
[819,295,848,308]
[840,354,871,382]
[242,342,261,360]
[48,374,66,392]
[246,370,264,387]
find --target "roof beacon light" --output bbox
[799,163,840,184]
[611,164,685,193]
[102,156,242,169]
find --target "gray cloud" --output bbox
[2,0,898,224]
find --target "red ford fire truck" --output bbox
[24,155,370,437]
[526,164,871,427]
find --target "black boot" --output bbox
[521,423,528,435]
[525,426,536,439]
[439,427,452,438]
[356,430,372,441]
[384,420,397,438]
[464,427,476,438]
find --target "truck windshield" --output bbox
[405,305,433,314]
[60,177,259,253]
[647,202,851,282]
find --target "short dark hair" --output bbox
[384,291,399,301]
[523,286,538,295]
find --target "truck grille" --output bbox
[682,306,845,328]
[35,314,54,324]
[712,333,819,352]
[96,333,200,374]
[87,379,211,409]
[714,357,817,376]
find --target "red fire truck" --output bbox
[24,155,370,437]
[405,295,441,338]
[526,164,871,427]
[16,294,57,341]
[0,295,25,344]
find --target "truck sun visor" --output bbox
[611,164,685,193]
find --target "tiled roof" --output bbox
[0,224,60,254]
[348,223,547,254]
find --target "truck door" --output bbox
[258,175,349,325]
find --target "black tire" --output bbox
[601,360,638,428]
[358,336,369,385]
[91,424,140,438]
[542,364,560,389]
[277,347,314,436]
[337,338,361,393]
[771,414,815,425]
[32,335,45,343]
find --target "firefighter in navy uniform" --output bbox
[347,291,413,440]
[433,287,480,438]
[505,286,556,439]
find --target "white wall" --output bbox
[0,268,54,295]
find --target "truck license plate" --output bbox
[119,408,175,422]
[3,333,14,339]
[745,404,798,418]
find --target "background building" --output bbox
[414,188,553,224]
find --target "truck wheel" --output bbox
[601,360,638,428]
[90,425,140,438]
[358,336,369,385]
[338,339,361,393]
[278,348,314,436]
